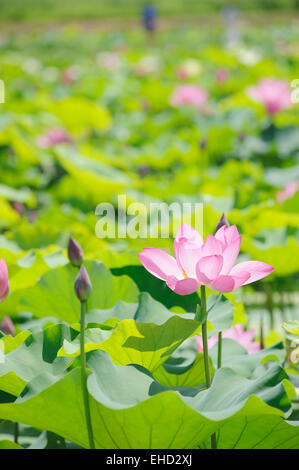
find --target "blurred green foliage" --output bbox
[0,0,298,22]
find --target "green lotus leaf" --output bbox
[208,339,285,377]
[58,328,111,358]
[0,323,73,385]
[45,97,111,134]
[1,261,139,323]
[58,313,200,372]
[206,294,234,334]
[0,440,23,449]
[7,222,68,251]
[55,146,131,197]
[282,321,299,336]
[111,265,200,312]
[0,349,294,449]
[202,413,299,449]
[57,293,234,370]
[152,353,214,389]
[0,372,27,398]
[2,330,31,353]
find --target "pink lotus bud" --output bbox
[215,68,229,83]
[1,316,15,336]
[68,237,84,267]
[0,259,9,302]
[12,201,25,216]
[29,211,38,223]
[215,213,230,234]
[36,128,72,149]
[74,265,92,301]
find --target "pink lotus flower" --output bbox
[36,129,72,148]
[276,181,299,204]
[247,78,292,115]
[0,259,9,302]
[138,223,273,295]
[215,68,230,83]
[196,324,260,354]
[170,85,208,109]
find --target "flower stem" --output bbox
[201,325,211,387]
[80,300,95,449]
[14,422,19,444]
[200,285,217,449]
[217,332,222,369]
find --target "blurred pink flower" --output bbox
[1,316,15,336]
[12,201,25,216]
[215,68,230,83]
[61,66,80,86]
[0,259,9,303]
[138,223,274,295]
[176,59,202,80]
[247,78,292,115]
[196,324,260,354]
[277,181,299,203]
[36,129,72,148]
[170,85,208,109]
[96,52,121,71]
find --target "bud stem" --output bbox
[80,300,95,449]
[200,285,217,450]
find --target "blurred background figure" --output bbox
[222,5,241,48]
[142,2,157,39]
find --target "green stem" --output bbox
[211,433,217,449]
[200,285,217,449]
[14,422,19,445]
[80,300,95,449]
[217,332,222,369]
[260,315,264,350]
[201,323,211,388]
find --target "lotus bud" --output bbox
[68,237,84,267]
[199,138,207,150]
[138,164,149,178]
[1,316,15,336]
[74,265,92,301]
[239,131,247,143]
[12,201,25,216]
[0,258,9,302]
[214,213,230,234]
